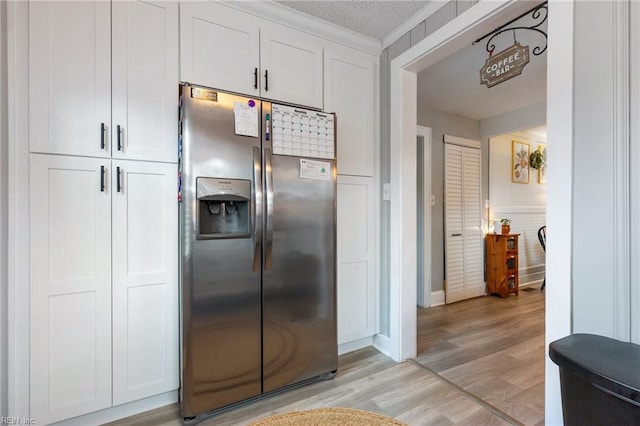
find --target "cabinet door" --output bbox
[112,160,179,405]
[30,154,112,423]
[179,2,260,96]
[325,50,377,176]
[29,1,111,157]
[260,26,323,108]
[112,1,179,163]
[336,176,377,344]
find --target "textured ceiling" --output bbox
[275,1,430,40]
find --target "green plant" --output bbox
[530,146,547,170]
[500,218,511,226]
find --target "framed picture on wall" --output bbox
[539,165,547,184]
[536,143,547,184]
[512,140,530,184]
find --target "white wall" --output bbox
[480,101,546,139]
[0,0,8,417]
[417,107,483,293]
[489,132,546,285]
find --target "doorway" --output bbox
[386,2,573,424]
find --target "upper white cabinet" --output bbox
[29,0,178,162]
[260,26,323,108]
[29,1,111,158]
[325,49,377,177]
[179,2,324,108]
[112,1,179,163]
[179,2,260,97]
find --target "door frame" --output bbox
[416,125,431,308]
[386,2,573,425]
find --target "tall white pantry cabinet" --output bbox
[15,0,380,423]
[27,1,179,423]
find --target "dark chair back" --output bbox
[538,226,546,252]
[538,226,546,291]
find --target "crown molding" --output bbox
[223,1,382,55]
[382,0,450,49]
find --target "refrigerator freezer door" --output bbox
[180,86,263,416]
[262,149,338,393]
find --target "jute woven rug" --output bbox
[248,407,407,425]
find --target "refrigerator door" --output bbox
[180,85,263,416]
[262,105,338,393]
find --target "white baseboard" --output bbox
[51,391,178,426]
[338,336,374,355]
[372,334,392,357]
[430,290,445,306]
[520,279,544,288]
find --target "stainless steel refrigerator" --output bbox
[178,84,337,420]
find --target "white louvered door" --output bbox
[462,148,484,299]
[445,144,465,302]
[444,141,483,304]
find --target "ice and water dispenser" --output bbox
[196,177,251,239]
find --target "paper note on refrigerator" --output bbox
[233,101,259,138]
[299,159,331,181]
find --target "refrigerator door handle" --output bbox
[252,147,262,272]
[264,148,274,270]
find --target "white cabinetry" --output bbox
[29,0,178,162]
[28,1,111,158]
[179,2,259,97]
[180,2,324,108]
[30,155,178,424]
[112,1,179,163]
[112,161,179,405]
[336,176,377,344]
[29,155,113,423]
[17,1,378,423]
[260,25,323,108]
[328,48,379,347]
[325,49,377,177]
[26,1,179,423]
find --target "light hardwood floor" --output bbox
[108,288,545,426]
[416,287,545,425]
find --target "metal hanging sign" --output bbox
[480,42,530,88]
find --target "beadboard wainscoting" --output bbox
[489,208,546,287]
